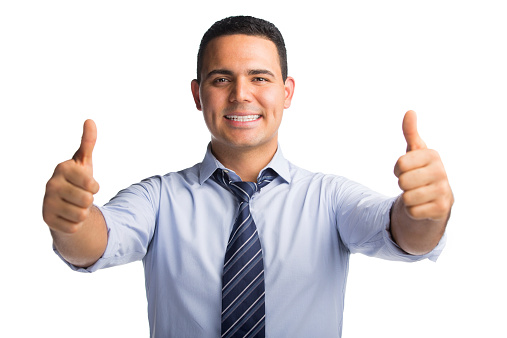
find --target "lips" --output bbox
[224,115,261,122]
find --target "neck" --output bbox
[211,140,278,182]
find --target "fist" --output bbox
[43,120,100,233]
[394,111,453,220]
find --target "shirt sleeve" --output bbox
[333,177,446,262]
[54,176,161,273]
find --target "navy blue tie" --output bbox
[213,168,277,338]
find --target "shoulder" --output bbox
[286,160,390,205]
[130,162,204,197]
[163,162,201,184]
[115,162,203,198]
[287,160,351,188]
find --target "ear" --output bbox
[191,79,202,111]
[283,76,295,109]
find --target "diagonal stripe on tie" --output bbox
[222,270,264,316]
[222,292,265,337]
[223,232,258,274]
[212,168,277,338]
[222,247,262,294]
[244,315,265,337]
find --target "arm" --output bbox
[43,120,107,268]
[390,195,449,255]
[49,205,107,268]
[391,111,454,255]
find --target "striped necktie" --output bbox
[213,168,277,338]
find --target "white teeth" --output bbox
[225,115,261,122]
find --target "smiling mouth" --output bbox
[224,115,261,122]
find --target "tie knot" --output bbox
[213,168,277,203]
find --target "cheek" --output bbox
[257,87,286,112]
[199,93,214,120]
[200,90,215,109]
[200,90,223,116]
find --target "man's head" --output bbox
[191,17,295,163]
[196,16,288,84]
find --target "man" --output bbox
[43,16,453,337]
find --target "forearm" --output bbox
[51,205,108,268]
[390,196,448,256]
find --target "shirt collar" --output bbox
[199,143,291,185]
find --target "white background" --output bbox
[1,1,506,337]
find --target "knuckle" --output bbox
[82,176,95,192]
[435,180,451,197]
[437,180,448,191]
[394,166,401,178]
[76,208,89,222]
[65,223,81,234]
[42,209,53,224]
[43,212,62,230]
[53,163,64,174]
[46,217,81,234]
[406,206,418,218]
[434,200,448,215]
[431,159,446,175]
[428,149,440,160]
[55,161,70,174]
[401,192,412,206]
[45,178,58,193]
[397,179,404,190]
[449,191,455,205]
[83,193,94,207]
[398,175,408,190]
[42,198,57,217]
[396,156,408,172]
[443,197,453,210]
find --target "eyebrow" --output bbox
[205,69,233,79]
[248,69,276,77]
[205,69,276,80]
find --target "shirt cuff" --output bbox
[382,221,447,262]
[52,206,116,273]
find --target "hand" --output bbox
[394,111,453,220]
[43,120,100,233]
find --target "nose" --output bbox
[229,78,252,103]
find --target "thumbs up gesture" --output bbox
[394,111,453,220]
[72,119,97,172]
[43,120,100,233]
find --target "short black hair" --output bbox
[196,16,288,83]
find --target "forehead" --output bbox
[201,34,281,76]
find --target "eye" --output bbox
[253,77,268,82]
[213,77,230,84]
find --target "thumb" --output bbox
[73,119,97,167]
[402,110,427,152]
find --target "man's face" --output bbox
[191,34,294,154]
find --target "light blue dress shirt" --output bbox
[55,144,446,337]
